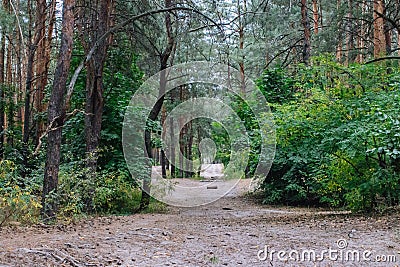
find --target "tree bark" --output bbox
[398,29,400,56]
[301,0,311,65]
[5,32,13,147]
[336,0,343,62]
[238,0,246,93]
[169,116,175,177]
[312,0,319,34]
[345,0,354,66]
[185,120,193,178]
[383,4,391,54]
[356,0,367,63]
[0,28,5,158]
[42,0,75,222]
[140,0,176,210]
[35,0,56,146]
[77,0,113,211]
[373,0,386,58]
[22,0,38,176]
[161,105,167,178]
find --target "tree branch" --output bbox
[65,6,221,111]
[365,56,400,65]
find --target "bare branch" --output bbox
[34,109,92,155]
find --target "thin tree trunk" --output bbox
[336,0,343,62]
[319,0,323,30]
[178,84,185,178]
[179,124,184,178]
[35,0,56,146]
[373,0,386,58]
[345,0,354,66]
[42,0,75,222]
[301,0,311,65]
[81,0,113,212]
[15,0,24,134]
[22,0,36,177]
[356,0,367,63]
[312,0,319,34]
[238,0,246,93]
[5,34,13,147]
[140,0,176,210]
[161,105,167,178]
[398,30,400,56]
[169,116,175,177]
[185,120,193,178]
[0,30,5,158]
[383,3,391,54]
[22,46,34,175]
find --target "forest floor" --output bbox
[1,179,400,267]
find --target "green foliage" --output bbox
[56,160,140,218]
[256,68,296,104]
[0,160,41,226]
[260,57,400,212]
[49,36,145,219]
[93,170,141,214]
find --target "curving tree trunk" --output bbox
[77,0,114,211]
[42,0,75,221]
[140,0,176,210]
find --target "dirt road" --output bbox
[0,181,399,266]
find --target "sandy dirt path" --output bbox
[0,180,400,267]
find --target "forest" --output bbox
[0,0,400,228]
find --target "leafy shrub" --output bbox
[93,170,141,214]
[260,58,400,212]
[256,67,296,104]
[0,160,41,226]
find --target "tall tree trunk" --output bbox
[80,0,113,212]
[178,119,184,178]
[238,0,246,93]
[178,85,185,178]
[0,30,5,158]
[319,0,323,30]
[336,0,343,62]
[301,0,311,65]
[345,0,354,66]
[312,0,319,34]
[5,33,13,147]
[22,45,34,176]
[398,29,400,56]
[185,120,193,178]
[383,4,391,54]
[22,0,36,177]
[15,0,24,133]
[35,0,56,146]
[373,0,386,58]
[356,0,367,63]
[160,105,167,178]
[42,0,75,222]
[169,116,175,177]
[140,0,176,210]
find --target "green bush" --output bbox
[0,160,41,226]
[93,170,141,214]
[260,58,400,212]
